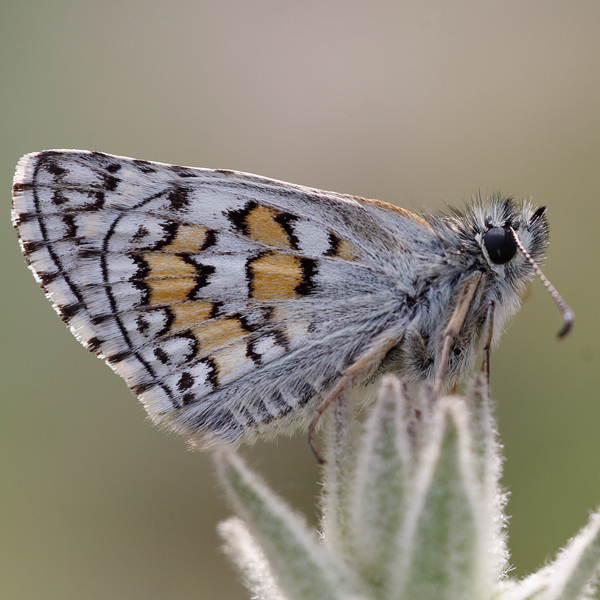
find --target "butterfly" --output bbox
[12,150,572,454]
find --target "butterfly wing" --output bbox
[12,150,433,447]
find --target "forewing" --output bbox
[12,150,413,446]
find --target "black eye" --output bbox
[483,227,517,265]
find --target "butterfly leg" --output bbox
[432,271,484,397]
[308,327,404,463]
[479,300,495,386]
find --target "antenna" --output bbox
[509,227,574,338]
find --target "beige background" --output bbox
[1,1,599,598]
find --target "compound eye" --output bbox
[483,227,518,265]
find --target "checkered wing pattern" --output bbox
[12,150,425,446]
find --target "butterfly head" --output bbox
[474,197,548,276]
[465,195,572,338]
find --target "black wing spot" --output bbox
[58,302,84,322]
[14,211,35,225]
[227,200,258,235]
[88,190,106,210]
[153,221,179,250]
[232,313,257,332]
[131,279,151,306]
[295,257,318,295]
[179,331,200,361]
[246,340,262,365]
[169,165,197,178]
[13,182,32,194]
[159,308,175,336]
[131,380,156,395]
[131,225,150,242]
[188,262,216,298]
[203,356,219,389]
[166,187,191,210]
[62,214,77,239]
[38,270,60,286]
[270,327,290,351]
[154,347,171,364]
[44,161,67,178]
[133,159,157,174]
[22,240,45,254]
[130,254,150,280]
[324,232,342,257]
[136,314,150,334]
[103,175,120,192]
[106,349,134,364]
[51,190,69,205]
[200,229,217,251]
[91,313,112,325]
[273,212,300,249]
[182,392,196,406]
[86,337,103,352]
[209,301,224,319]
[244,252,262,298]
[177,372,195,391]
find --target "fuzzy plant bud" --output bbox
[215,375,600,600]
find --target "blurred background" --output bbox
[1,1,599,598]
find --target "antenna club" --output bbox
[509,227,574,339]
